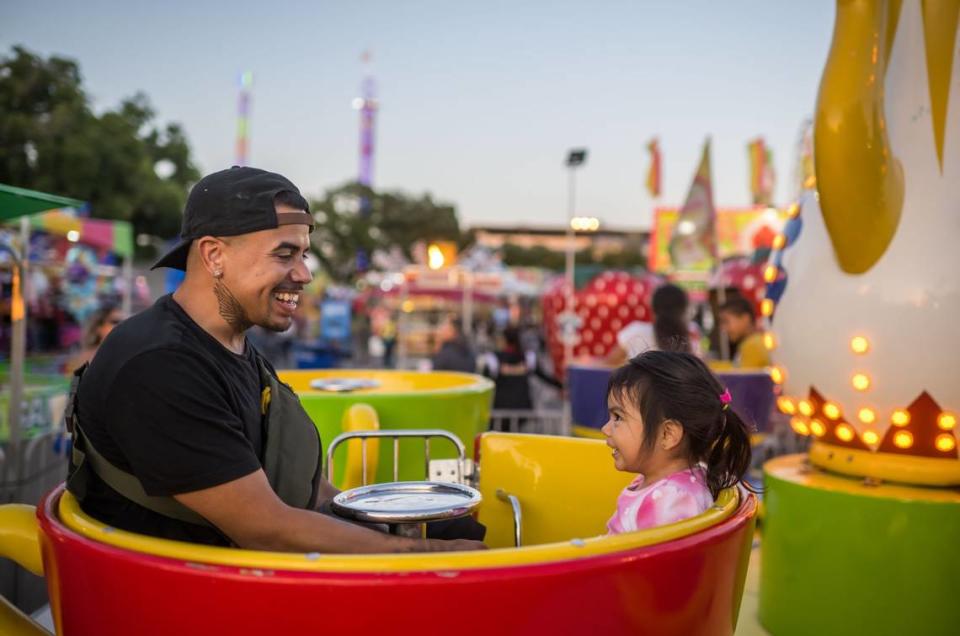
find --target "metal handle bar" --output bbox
[326,429,467,486]
[496,489,523,547]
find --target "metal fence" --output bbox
[489,409,567,436]
[0,430,70,614]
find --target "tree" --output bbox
[309,181,463,282]
[0,46,199,242]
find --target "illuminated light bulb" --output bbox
[935,434,956,453]
[862,430,880,445]
[822,402,841,420]
[763,265,778,283]
[798,400,814,417]
[760,299,775,317]
[791,417,810,436]
[850,336,870,354]
[851,373,871,391]
[810,419,827,437]
[893,431,914,449]
[427,244,446,270]
[836,424,855,442]
[891,409,911,427]
[938,413,957,431]
[777,397,797,415]
[788,203,801,218]
[772,234,786,250]
[763,332,777,351]
[858,408,876,424]
[770,366,786,385]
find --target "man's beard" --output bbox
[213,279,254,332]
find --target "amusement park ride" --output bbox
[0,1,957,634]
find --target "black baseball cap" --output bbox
[151,166,314,271]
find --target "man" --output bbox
[717,296,770,369]
[67,167,484,553]
[431,315,476,373]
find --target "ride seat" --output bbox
[476,433,636,548]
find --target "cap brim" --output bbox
[150,239,192,271]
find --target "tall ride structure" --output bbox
[235,71,253,166]
[352,52,377,271]
[353,51,377,190]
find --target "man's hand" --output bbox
[424,539,488,552]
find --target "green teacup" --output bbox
[278,370,493,487]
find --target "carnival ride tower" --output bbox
[235,71,253,166]
[353,52,377,191]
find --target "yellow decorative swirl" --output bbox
[815,0,904,274]
[922,0,960,172]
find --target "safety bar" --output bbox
[326,429,467,486]
[496,489,522,547]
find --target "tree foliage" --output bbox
[310,181,462,282]
[0,46,199,240]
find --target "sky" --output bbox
[3,0,835,231]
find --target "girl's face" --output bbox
[600,391,648,473]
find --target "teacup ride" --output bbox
[0,430,757,636]
[278,369,494,486]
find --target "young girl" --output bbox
[602,350,753,534]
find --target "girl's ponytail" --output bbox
[704,407,753,499]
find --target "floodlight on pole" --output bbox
[562,148,588,385]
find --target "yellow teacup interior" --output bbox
[279,370,489,394]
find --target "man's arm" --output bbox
[174,470,484,554]
[314,476,340,508]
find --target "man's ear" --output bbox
[661,419,685,451]
[195,236,228,278]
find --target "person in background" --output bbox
[64,304,124,374]
[717,296,770,369]
[606,284,700,365]
[481,326,562,412]
[432,315,476,373]
[380,312,398,368]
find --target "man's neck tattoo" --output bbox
[213,279,252,332]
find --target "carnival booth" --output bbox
[758,2,960,634]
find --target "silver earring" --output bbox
[213,270,223,278]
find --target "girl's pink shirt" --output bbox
[606,466,712,534]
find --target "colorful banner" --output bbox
[747,137,775,205]
[649,206,788,273]
[645,138,662,198]
[667,139,716,270]
[28,209,133,258]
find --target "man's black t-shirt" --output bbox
[74,294,268,545]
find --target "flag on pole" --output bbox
[645,138,662,198]
[668,139,717,269]
[747,137,775,205]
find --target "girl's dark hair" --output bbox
[606,350,754,499]
[651,284,690,353]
